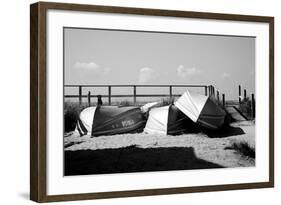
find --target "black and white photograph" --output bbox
[63,27,256,176]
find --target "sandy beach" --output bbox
[64,121,255,175]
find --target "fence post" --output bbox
[133,85,136,104]
[205,86,208,96]
[78,86,82,106]
[239,85,241,104]
[222,94,225,108]
[217,90,220,102]
[87,91,91,107]
[108,86,111,105]
[251,93,255,119]
[244,89,247,100]
[208,86,211,96]
[169,86,172,101]
[210,86,214,96]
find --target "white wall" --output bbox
[0,0,279,204]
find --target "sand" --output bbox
[64,121,255,171]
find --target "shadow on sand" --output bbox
[203,125,245,138]
[64,146,223,176]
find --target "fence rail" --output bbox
[64,84,255,119]
[65,94,183,98]
[65,84,209,87]
[64,84,218,106]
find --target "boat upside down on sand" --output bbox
[143,104,200,135]
[76,106,146,137]
[174,90,226,130]
[75,89,226,137]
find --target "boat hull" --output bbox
[91,106,146,137]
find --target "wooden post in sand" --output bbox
[209,85,213,96]
[78,86,82,106]
[169,86,173,102]
[222,94,225,107]
[251,93,255,119]
[238,85,241,104]
[133,85,136,104]
[108,86,111,105]
[244,89,247,100]
[87,91,91,107]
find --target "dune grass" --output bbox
[225,141,255,158]
[64,102,88,132]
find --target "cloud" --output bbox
[74,61,99,70]
[73,61,110,75]
[221,72,230,79]
[177,65,201,78]
[138,67,155,84]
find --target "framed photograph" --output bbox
[30,2,274,202]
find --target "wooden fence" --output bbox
[64,84,222,106]
[238,85,255,119]
[64,84,255,119]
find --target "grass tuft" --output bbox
[160,97,175,106]
[64,102,88,132]
[225,141,255,158]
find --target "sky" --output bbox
[64,28,255,101]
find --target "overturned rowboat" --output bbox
[75,89,226,137]
[144,104,199,135]
[76,106,146,137]
[175,90,226,130]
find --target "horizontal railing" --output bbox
[64,84,255,119]
[64,84,218,106]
